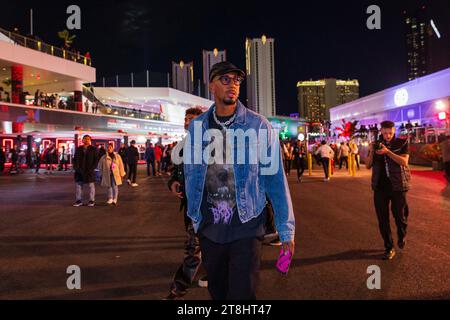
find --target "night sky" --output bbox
[1,0,449,115]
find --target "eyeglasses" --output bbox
[217,75,244,86]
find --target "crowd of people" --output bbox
[279,139,360,182]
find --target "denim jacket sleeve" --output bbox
[260,120,296,242]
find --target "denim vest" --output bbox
[183,101,295,242]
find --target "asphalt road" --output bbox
[0,165,449,300]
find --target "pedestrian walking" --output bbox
[184,62,295,300]
[98,143,126,205]
[365,120,410,260]
[73,135,98,207]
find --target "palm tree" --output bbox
[57,29,76,49]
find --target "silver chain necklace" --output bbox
[212,106,236,130]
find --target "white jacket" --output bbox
[315,145,334,159]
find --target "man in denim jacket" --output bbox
[181,62,295,300]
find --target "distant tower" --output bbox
[245,35,276,117]
[172,60,194,94]
[202,48,226,100]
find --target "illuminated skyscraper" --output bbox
[172,61,194,94]
[202,48,226,100]
[297,79,359,122]
[245,35,276,117]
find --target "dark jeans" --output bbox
[339,156,348,169]
[321,158,330,178]
[199,236,262,300]
[170,221,202,295]
[128,163,137,183]
[146,160,156,176]
[296,157,305,179]
[374,189,409,250]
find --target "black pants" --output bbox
[284,159,292,174]
[170,220,202,295]
[321,158,330,178]
[146,160,156,176]
[374,189,409,250]
[296,157,305,179]
[339,156,348,169]
[128,163,137,183]
[354,155,360,169]
[265,202,276,234]
[0,161,4,173]
[199,236,262,300]
[59,160,68,171]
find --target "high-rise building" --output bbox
[202,48,226,100]
[297,79,359,122]
[172,61,194,94]
[245,35,276,117]
[404,5,447,81]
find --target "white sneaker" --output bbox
[107,199,113,205]
[127,179,131,185]
[198,276,208,288]
[113,199,118,206]
[131,183,139,187]
[324,178,330,182]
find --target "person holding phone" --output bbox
[183,62,295,300]
[366,120,410,260]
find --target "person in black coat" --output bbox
[73,135,98,207]
[118,143,128,174]
[145,143,156,177]
[0,147,5,174]
[126,140,139,186]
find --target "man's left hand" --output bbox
[375,143,389,155]
[282,240,295,256]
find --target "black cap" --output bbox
[209,61,245,82]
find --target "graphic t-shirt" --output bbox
[199,111,266,244]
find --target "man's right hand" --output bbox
[170,181,183,199]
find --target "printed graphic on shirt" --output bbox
[205,163,236,225]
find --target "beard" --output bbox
[222,97,237,105]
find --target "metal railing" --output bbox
[0,27,92,66]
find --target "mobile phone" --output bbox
[276,248,293,275]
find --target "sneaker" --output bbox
[164,291,185,300]
[297,177,302,183]
[87,201,95,207]
[382,248,396,260]
[268,237,282,246]
[106,199,114,205]
[324,178,329,182]
[113,199,118,206]
[72,200,83,207]
[127,179,131,185]
[198,276,208,288]
[131,183,139,187]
